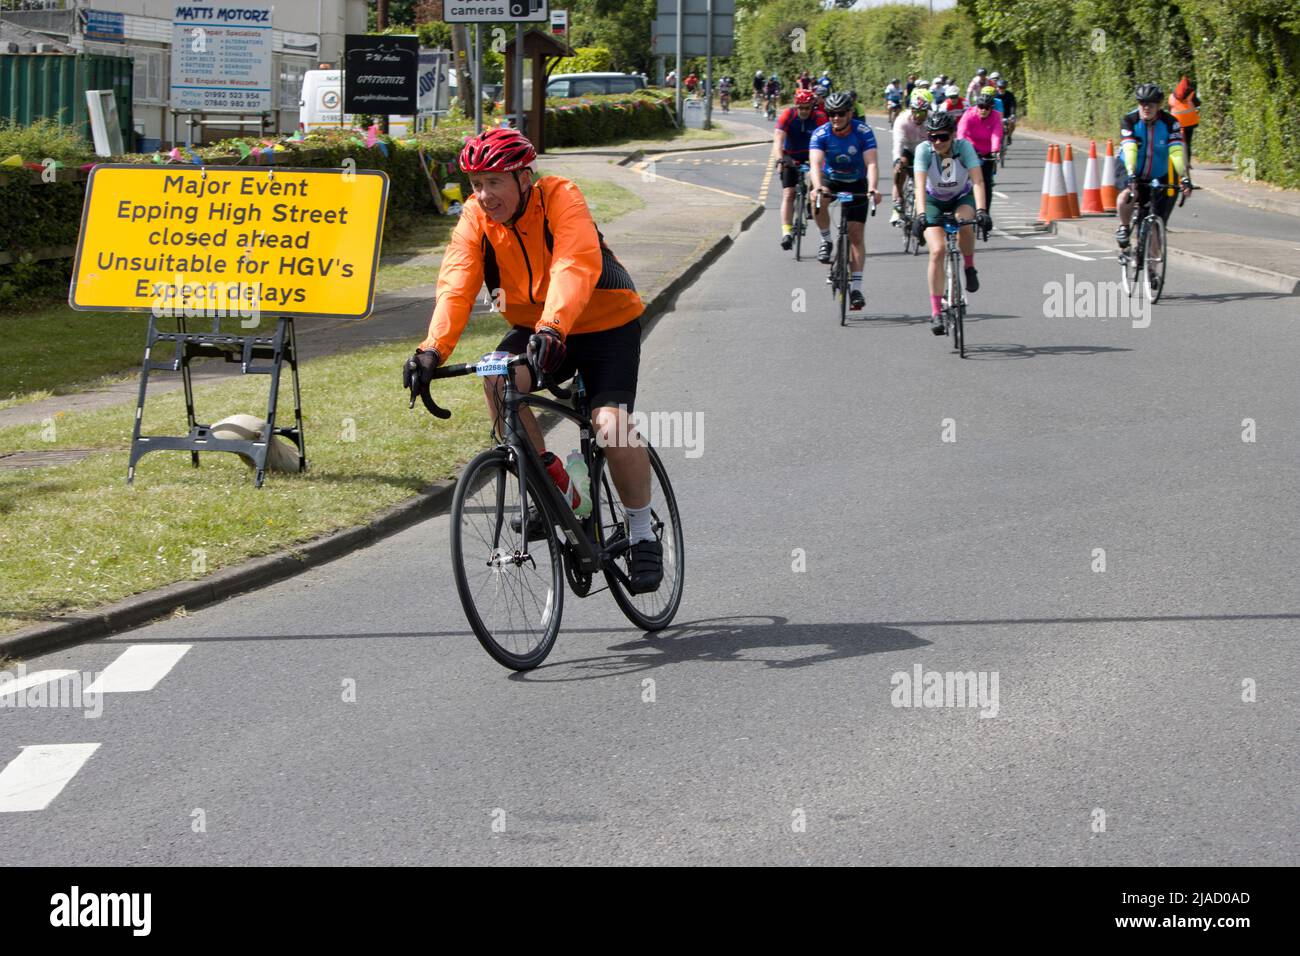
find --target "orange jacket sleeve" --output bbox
[535,180,603,340]
[419,205,485,360]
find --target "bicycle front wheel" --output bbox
[1121,229,1141,299]
[794,183,806,261]
[1144,216,1167,304]
[838,231,849,326]
[450,448,564,671]
[592,444,684,631]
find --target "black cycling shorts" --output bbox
[497,318,642,412]
[780,159,808,189]
[825,178,872,223]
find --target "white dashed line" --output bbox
[0,670,77,699]
[1035,244,1093,261]
[85,644,191,694]
[0,744,100,812]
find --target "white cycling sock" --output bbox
[626,504,654,544]
[820,229,832,241]
[851,273,863,292]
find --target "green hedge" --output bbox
[545,92,676,147]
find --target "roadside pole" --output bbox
[675,0,683,128]
[474,23,483,134]
[705,0,713,129]
[515,24,524,132]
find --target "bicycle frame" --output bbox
[494,368,621,576]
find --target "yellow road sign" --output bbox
[70,165,389,319]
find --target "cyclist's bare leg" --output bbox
[955,204,976,256]
[848,220,866,272]
[780,184,796,227]
[892,161,909,205]
[813,203,830,232]
[593,405,650,509]
[484,368,545,454]
[926,224,946,294]
[1116,188,1133,229]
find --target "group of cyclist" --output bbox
[770,64,1192,329]
[770,68,1012,328]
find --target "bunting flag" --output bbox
[350,137,366,147]
[251,146,262,161]
[151,151,164,164]
[0,154,22,168]
[79,162,96,173]
[168,147,182,162]
[374,141,388,157]
[235,141,252,159]
[288,128,306,142]
[183,146,203,165]
[365,123,379,148]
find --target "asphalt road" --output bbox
[3,112,1297,865]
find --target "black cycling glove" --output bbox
[403,348,441,392]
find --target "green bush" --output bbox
[545,92,675,147]
[554,47,614,74]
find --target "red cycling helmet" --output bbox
[794,89,815,105]
[458,126,537,173]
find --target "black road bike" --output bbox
[899,175,920,256]
[780,159,813,261]
[1119,178,1185,305]
[937,212,989,358]
[411,354,685,670]
[818,188,877,326]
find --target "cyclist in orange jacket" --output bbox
[403,127,663,592]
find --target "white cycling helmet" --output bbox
[944,84,961,98]
[990,71,1002,80]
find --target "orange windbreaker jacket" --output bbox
[419,176,643,360]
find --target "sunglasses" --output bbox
[827,110,850,117]
[1138,99,1161,106]
[929,133,951,142]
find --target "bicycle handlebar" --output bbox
[408,353,572,420]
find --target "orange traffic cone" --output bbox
[1061,143,1081,219]
[1040,145,1072,223]
[1081,140,1105,214]
[1099,139,1118,211]
[1037,144,1054,221]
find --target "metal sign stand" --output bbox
[127,312,306,488]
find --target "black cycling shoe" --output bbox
[965,266,980,293]
[817,240,833,264]
[780,233,794,251]
[849,289,865,311]
[627,538,664,594]
[931,314,946,335]
[509,506,547,542]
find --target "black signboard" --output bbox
[343,35,419,114]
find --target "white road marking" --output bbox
[85,644,191,694]
[0,670,77,699]
[0,744,100,812]
[992,228,1024,240]
[993,191,1010,199]
[1036,244,1094,261]
[1054,242,1092,247]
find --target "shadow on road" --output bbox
[514,614,929,681]
[962,343,1133,360]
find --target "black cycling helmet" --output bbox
[974,92,995,108]
[1135,82,1164,103]
[824,91,853,113]
[848,88,858,102]
[925,109,957,133]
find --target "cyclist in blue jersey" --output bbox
[771,88,831,252]
[808,91,881,312]
[1115,82,1191,251]
[910,109,992,334]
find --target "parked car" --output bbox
[545,72,645,98]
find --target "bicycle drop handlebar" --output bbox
[408,353,572,420]
[814,188,879,216]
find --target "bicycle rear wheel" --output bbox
[591,444,684,631]
[838,236,849,327]
[794,182,807,261]
[1144,215,1167,304]
[450,448,564,671]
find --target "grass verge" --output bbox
[0,312,510,635]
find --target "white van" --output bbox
[545,72,646,98]
[298,70,350,131]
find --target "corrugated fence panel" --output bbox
[0,54,133,146]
